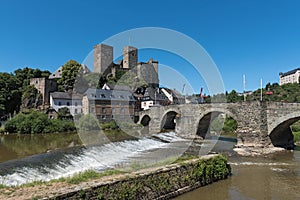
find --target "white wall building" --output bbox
[279,68,300,85]
[50,92,83,115]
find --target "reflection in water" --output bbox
[0,133,82,162]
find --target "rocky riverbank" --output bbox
[233,146,286,156]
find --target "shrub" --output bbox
[4,110,76,134]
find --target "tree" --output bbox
[57,107,72,120]
[57,60,81,91]
[227,90,242,103]
[14,67,51,91]
[21,85,40,110]
[0,72,21,115]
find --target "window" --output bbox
[102,107,106,113]
[75,109,78,114]
[101,115,106,120]
[101,94,105,98]
[67,102,70,106]
[58,102,61,106]
[75,102,78,106]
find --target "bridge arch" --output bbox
[140,115,151,127]
[196,108,238,139]
[160,109,180,131]
[268,112,300,149]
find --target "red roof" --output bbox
[265,91,273,95]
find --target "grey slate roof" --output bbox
[49,64,91,79]
[280,68,300,77]
[102,83,132,92]
[84,89,135,101]
[50,92,83,100]
[142,87,168,101]
[49,67,63,79]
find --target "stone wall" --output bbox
[139,101,300,149]
[49,155,231,200]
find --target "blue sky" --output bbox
[1,0,300,94]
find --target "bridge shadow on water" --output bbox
[211,135,237,143]
[294,145,300,151]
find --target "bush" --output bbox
[100,121,118,130]
[4,110,76,134]
[0,127,5,134]
[291,125,300,132]
[210,116,237,135]
[293,131,300,143]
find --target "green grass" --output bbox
[51,169,124,185]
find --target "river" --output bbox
[0,131,299,199]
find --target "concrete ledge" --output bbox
[48,154,231,200]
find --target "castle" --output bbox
[94,44,159,88]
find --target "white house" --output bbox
[279,68,300,85]
[50,92,83,115]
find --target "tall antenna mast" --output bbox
[182,84,186,94]
[260,78,263,101]
[243,74,246,102]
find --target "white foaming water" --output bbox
[270,167,288,172]
[0,132,182,186]
[152,132,187,143]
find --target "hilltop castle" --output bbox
[94,44,159,88]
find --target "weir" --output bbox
[0,132,185,186]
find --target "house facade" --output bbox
[135,87,170,110]
[50,92,83,115]
[279,68,300,85]
[82,89,137,122]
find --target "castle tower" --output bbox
[123,46,138,69]
[94,44,113,73]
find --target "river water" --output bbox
[0,132,299,199]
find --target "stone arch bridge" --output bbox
[138,101,300,149]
